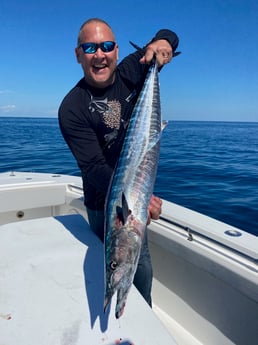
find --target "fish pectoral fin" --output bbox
[162,120,168,131]
[116,193,131,225]
[147,121,168,152]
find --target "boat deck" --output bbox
[0,214,178,345]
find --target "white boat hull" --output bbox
[0,171,257,345]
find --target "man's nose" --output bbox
[94,48,105,58]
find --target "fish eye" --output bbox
[110,261,118,270]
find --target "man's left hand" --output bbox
[147,195,162,225]
[140,39,173,67]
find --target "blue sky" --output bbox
[0,0,257,121]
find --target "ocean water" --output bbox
[0,117,257,236]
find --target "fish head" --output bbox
[104,224,142,318]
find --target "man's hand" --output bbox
[140,39,173,67]
[147,195,162,225]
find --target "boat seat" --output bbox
[0,184,66,212]
[0,214,178,345]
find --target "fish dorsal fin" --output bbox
[116,193,130,225]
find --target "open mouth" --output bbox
[93,64,107,72]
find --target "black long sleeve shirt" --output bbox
[58,29,179,209]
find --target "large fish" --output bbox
[104,61,163,319]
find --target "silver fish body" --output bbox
[104,62,161,318]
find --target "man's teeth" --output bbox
[94,65,106,69]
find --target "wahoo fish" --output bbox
[104,61,163,318]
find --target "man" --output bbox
[58,18,179,306]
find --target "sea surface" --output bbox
[0,117,257,236]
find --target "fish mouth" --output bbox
[104,298,111,313]
[115,302,125,319]
[104,293,126,319]
[104,295,112,314]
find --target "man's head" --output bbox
[75,18,119,88]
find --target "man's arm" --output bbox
[58,102,113,195]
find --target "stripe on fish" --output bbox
[104,61,162,318]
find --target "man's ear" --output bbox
[115,45,119,62]
[75,47,81,63]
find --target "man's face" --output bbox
[76,22,119,88]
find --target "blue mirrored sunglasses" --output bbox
[79,41,116,54]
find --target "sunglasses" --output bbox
[79,41,116,54]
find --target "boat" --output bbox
[0,171,257,345]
